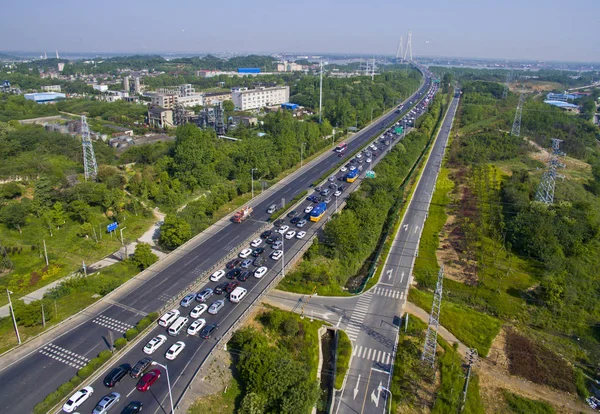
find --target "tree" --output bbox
[0,201,29,233]
[239,392,267,414]
[69,200,93,224]
[159,215,191,250]
[222,100,234,112]
[132,242,158,269]
[51,202,66,229]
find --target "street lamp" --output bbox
[151,361,174,413]
[300,142,307,167]
[6,289,21,344]
[380,385,393,414]
[120,227,127,261]
[281,236,285,278]
[370,108,375,124]
[251,168,258,199]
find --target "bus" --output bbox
[310,202,327,222]
[335,142,347,153]
[345,169,358,183]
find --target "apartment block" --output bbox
[232,86,290,111]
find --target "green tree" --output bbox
[222,99,234,112]
[0,200,29,232]
[159,215,191,250]
[51,202,66,229]
[239,392,267,414]
[132,242,158,269]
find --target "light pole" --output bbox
[281,236,285,278]
[7,289,21,344]
[300,142,307,167]
[380,385,393,414]
[251,168,258,199]
[370,107,375,124]
[120,227,127,260]
[152,361,174,413]
[331,183,338,213]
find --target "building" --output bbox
[232,86,290,111]
[152,84,204,108]
[546,92,577,102]
[197,70,231,78]
[204,91,232,107]
[238,68,261,74]
[123,76,130,93]
[93,84,108,92]
[177,94,204,107]
[148,107,174,128]
[57,62,65,72]
[41,85,61,92]
[544,100,579,112]
[151,94,178,109]
[276,61,304,72]
[24,92,66,104]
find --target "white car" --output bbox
[158,309,180,327]
[277,225,289,234]
[189,304,208,319]
[334,190,342,197]
[165,341,186,360]
[143,334,168,355]
[356,153,362,159]
[271,250,283,260]
[296,231,306,239]
[285,230,296,239]
[349,166,357,171]
[366,158,372,163]
[250,238,263,248]
[210,269,226,282]
[187,319,206,335]
[340,166,347,172]
[239,248,253,258]
[254,266,268,278]
[63,386,94,413]
[304,206,313,214]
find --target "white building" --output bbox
[177,94,204,107]
[232,86,290,111]
[93,84,108,92]
[41,85,61,92]
[151,94,178,109]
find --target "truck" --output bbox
[232,206,253,223]
[309,202,327,222]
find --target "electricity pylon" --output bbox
[81,116,98,181]
[422,265,444,368]
[511,86,525,136]
[535,138,565,205]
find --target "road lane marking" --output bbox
[360,367,373,413]
[92,315,134,333]
[126,387,136,398]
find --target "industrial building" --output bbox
[544,100,579,112]
[24,92,66,104]
[204,91,232,107]
[151,94,178,109]
[41,85,61,92]
[232,85,290,111]
[148,107,174,129]
[546,92,577,101]
[152,84,204,108]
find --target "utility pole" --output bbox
[42,239,49,266]
[319,58,323,124]
[120,227,127,260]
[422,266,444,368]
[41,302,46,328]
[301,143,306,167]
[460,348,479,412]
[7,289,21,344]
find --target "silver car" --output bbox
[92,392,120,414]
[208,300,225,315]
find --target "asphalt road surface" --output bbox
[0,73,434,413]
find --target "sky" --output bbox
[3,0,599,62]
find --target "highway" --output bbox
[0,70,433,413]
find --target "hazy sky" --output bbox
[3,0,599,61]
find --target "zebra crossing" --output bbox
[39,343,89,369]
[352,345,392,365]
[344,291,373,341]
[92,314,133,333]
[372,286,405,300]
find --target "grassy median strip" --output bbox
[334,330,352,389]
[269,190,308,221]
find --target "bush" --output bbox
[88,357,103,370]
[335,330,352,389]
[98,350,112,362]
[136,317,151,331]
[125,327,139,341]
[114,337,128,350]
[76,364,95,380]
[57,381,75,397]
[69,375,83,388]
[147,311,159,321]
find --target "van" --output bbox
[168,316,189,336]
[229,287,247,303]
[267,204,277,214]
[158,309,180,327]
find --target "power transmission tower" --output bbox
[81,116,98,181]
[460,348,479,412]
[319,58,323,124]
[422,265,444,368]
[502,70,512,99]
[403,31,413,62]
[535,138,565,205]
[396,36,404,61]
[511,86,525,136]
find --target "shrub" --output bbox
[125,327,139,341]
[136,317,151,331]
[69,375,83,388]
[57,381,75,397]
[114,337,128,350]
[335,330,352,389]
[76,364,95,380]
[147,312,159,321]
[98,350,112,362]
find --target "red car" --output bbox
[136,369,160,392]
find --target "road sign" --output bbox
[107,222,118,233]
[366,171,376,179]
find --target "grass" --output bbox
[187,377,242,414]
[334,330,351,389]
[502,390,556,414]
[409,288,501,356]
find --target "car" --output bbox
[304,206,313,214]
[250,238,262,248]
[340,166,347,172]
[200,323,218,339]
[267,204,277,214]
[165,341,185,360]
[358,159,364,164]
[187,318,206,335]
[92,392,120,414]
[334,190,342,197]
[253,256,266,267]
[339,185,346,191]
[266,234,279,244]
[312,196,321,203]
[251,247,264,257]
[226,281,240,293]
[226,259,241,270]
[238,270,251,282]
[290,216,301,224]
[260,229,272,239]
[158,309,180,327]
[306,195,316,202]
[130,357,153,379]
[297,219,307,228]
[273,219,284,227]
[210,269,226,281]
[373,152,378,157]
[272,240,283,250]
[320,189,330,196]
[349,165,356,171]
[329,183,338,189]
[144,334,167,355]
[121,401,143,414]
[314,186,321,192]
[208,299,225,315]
[103,364,131,388]
[356,153,362,159]
[227,268,242,278]
[324,197,332,204]
[240,258,253,268]
[180,294,195,307]
[239,248,253,259]
[296,231,306,239]
[254,266,268,278]
[190,304,208,319]
[271,250,283,260]
[366,158,372,163]
[287,210,298,218]
[63,386,94,413]
[136,369,160,392]
[214,282,229,295]
[276,225,289,234]
[285,230,296,239]
[328,175,336,181]
[196,288,213,302]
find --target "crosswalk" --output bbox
[92,314,133,333]
[372,286,405,300]
[39,343,89,369]
[345,291,373,341]
[352,345,392,365]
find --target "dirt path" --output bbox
[404,302,595,413]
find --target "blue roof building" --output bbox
[281,103,299,110]
[237,68,261,74]
[544,100,579,110]
[24,92,66,104]
[546,92,577,102]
